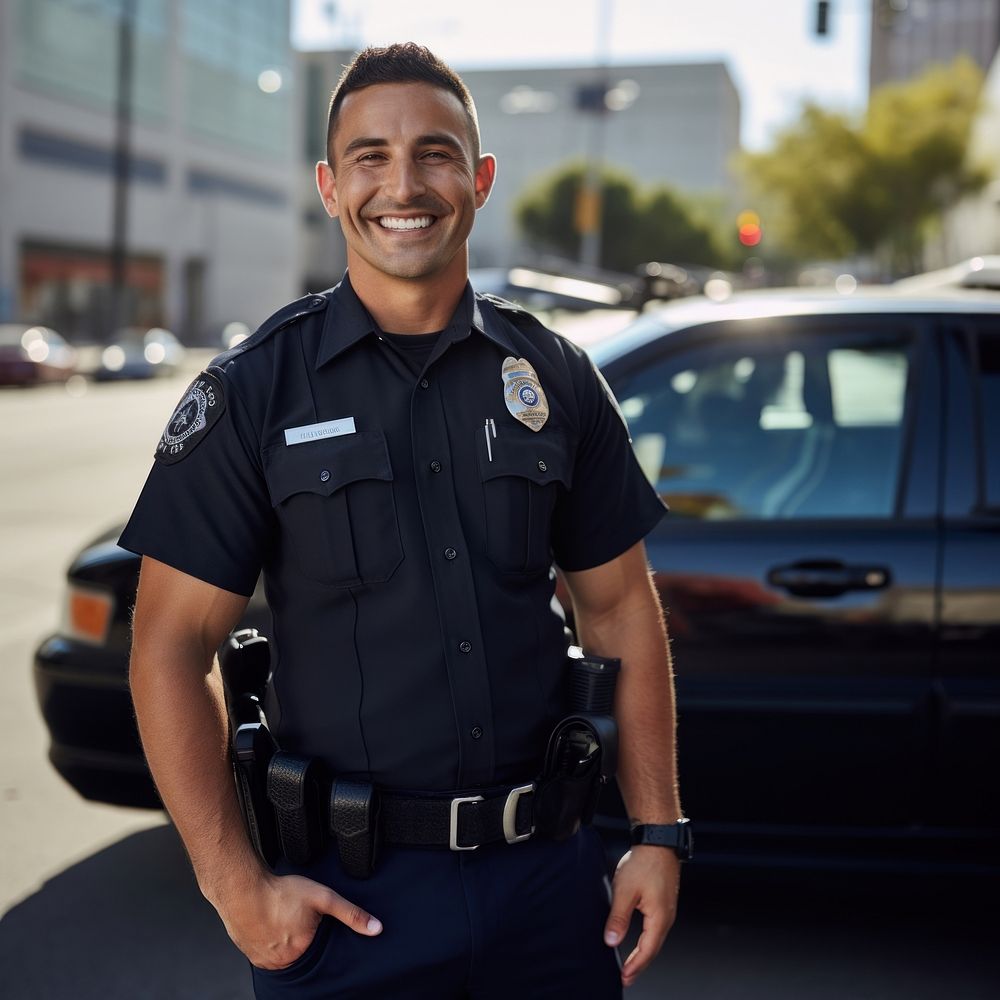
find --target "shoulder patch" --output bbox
[155,371,226,464]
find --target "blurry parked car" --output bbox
[94,326,185,381]
[34,287,1000,871]
[0,324,77,385]
[893,254,1000,293]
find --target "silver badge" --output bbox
[502,356,549,432]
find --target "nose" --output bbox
[385,158,426,203]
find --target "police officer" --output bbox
[123,43,684,999]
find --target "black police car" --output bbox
[34,287,1000,871]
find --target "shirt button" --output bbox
[430,460,442,473]
[444,547,457,560]
[319,469,331,482]
[459,640,472,654]
[470,726,483,740]
[420,377,429,389]
[537,460,547,472]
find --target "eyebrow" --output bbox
[341,133,467,157]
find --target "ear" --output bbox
[315,161,339,218]
[474,154,497,210]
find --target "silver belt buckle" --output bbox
[503,783,536,844]
[449,795,484,851]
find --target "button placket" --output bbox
[409,355,495,785]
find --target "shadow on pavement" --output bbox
[0,825,250,1000]
[629,865,1000,1000]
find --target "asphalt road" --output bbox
[1,371,998,999]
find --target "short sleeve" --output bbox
[551,344,667,572]
[118,370,273,596]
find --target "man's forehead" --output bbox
[333,82,472,147]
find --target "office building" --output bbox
[870,0,1000,91]
[0,0,299,342]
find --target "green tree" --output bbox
[514,162,726,271]
[740,57,988,275]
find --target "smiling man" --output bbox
[122,43,683,999]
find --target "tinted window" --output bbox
[613,328,913,520]
[977,331,1000,510]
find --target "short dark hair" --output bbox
[325,43,481,164]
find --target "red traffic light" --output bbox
[737,210,762,247]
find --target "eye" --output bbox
[421,150,450,161]
[357,152,386,164]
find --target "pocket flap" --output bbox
[263,431,392,506]
[479,428,572,488]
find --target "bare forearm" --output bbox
[130,643,262,903]
[572,572,681,825]
[128,558,262,906]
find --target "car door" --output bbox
[603,312,939,847]
[935,316,1000,851]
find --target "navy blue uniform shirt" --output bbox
[120,276,665,790]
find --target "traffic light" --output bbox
[816,0,830,36]
[737,210,762,248]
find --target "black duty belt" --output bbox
[381,783,536,850]
[260,711,611,879]
[264,754,542,877]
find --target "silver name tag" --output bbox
[284,417,356,446]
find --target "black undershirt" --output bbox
[380,330,442,376]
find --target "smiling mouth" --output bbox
[378,215,435,231]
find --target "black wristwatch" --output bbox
[629,818,694,861]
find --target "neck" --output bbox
[347,252,468,334]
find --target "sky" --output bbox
[291,0,871,151]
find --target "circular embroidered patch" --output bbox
[155,371,226,464]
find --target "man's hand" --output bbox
[603,846,680,988]
[215,869,383,971]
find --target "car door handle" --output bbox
[766,560,891,598]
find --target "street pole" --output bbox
[578,0,614,270]
[108,0,135,341]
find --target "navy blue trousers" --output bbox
[250,826,622,999]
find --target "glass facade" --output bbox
[14,0,292,155]
[15,0,169,121]
[181,0,292,156]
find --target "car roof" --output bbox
[585,286,1000,366]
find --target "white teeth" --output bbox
[378,216,433,230]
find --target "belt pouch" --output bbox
[266,752,326,865]
[534,715,604,841]
[330,779,381,879]
[233,721,281,867]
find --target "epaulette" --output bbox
[476,292,545,329]
[211,290,332,367]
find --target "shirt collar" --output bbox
[316,273,519,369]
[315,273,379,369]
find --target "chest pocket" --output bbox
[263,431,402,588]
[478,428,572,575]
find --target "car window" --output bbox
[976,329,1000,511]
[612,329,914,520]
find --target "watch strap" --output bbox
[630,818,693,860]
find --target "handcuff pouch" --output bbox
[266,752,327,865]
[330,779,381,879]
